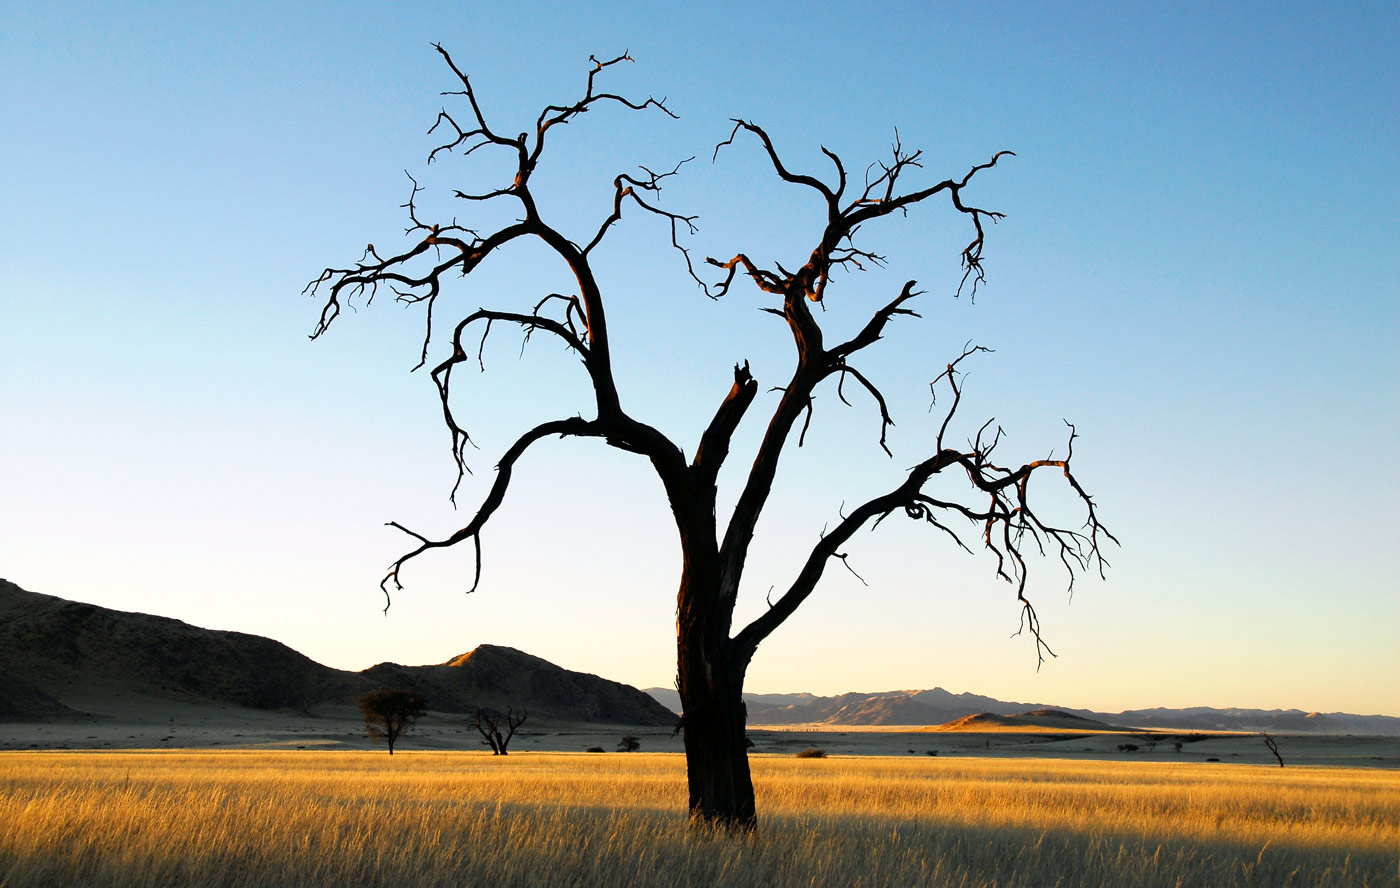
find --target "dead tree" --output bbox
[471,707,526,755]
[1262,733,1284,767]
[308,47,1114,828]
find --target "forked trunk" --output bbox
[677,566,756,829]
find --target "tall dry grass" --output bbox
[1,750,1395,887]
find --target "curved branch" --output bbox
[429,305,592,498]
[704,253,786,297]
[734,367,1114,668]
[532,52,677,170]
[707,127,1009,311]
[715,120,837,211]
[819,145,847,200]
[832,364,894,456]
[429,44,526,165]
[380,417,600,609]
[838,148,1014,299]
[306,222,533,345]
[586,158,696,256]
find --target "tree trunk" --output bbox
[677,566,755,829]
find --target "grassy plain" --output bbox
[1,750,1395,887]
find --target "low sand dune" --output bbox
[930,709,1130,733]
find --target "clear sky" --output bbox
[2,1,1396,716]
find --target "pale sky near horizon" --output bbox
[2,2,1396,716]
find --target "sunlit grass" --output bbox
[1,751,1395,887]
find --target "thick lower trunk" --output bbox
[680,675,754,828]
[677,591,755,828]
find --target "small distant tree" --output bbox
[358,688,428,755]
[618,735,641,752]
[472,707,527,755]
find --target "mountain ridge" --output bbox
[6,579,1392,736]
[0,579,673,726]
[643,687,1400,736]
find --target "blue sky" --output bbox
[2,1,1396,715]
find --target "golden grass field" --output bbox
[2,750,1396,887]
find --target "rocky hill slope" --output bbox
[0,579,673,726]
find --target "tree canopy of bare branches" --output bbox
[309,46,1114,828]
[471,707,526,755]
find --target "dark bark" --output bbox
[675,559,756,827]
[310,48,1115,829]
[678,650,754,827]
[472,707,526,755]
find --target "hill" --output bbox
[0,579,359,712]
[645,687,1400,737]
[362,645,672,724]
[645,686,1077,727]
[932,709,1128,733]
[0,579,673,727]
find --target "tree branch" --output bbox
[734,358,1115,668]
[586,158,697,257]
[532,52,677,167]
[428,304,590,498]
[379,417,600,609]
[829,280,923,359]
[692,362,758,485]
[832,364,895,456]
[715,120,837,210]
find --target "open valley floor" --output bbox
[2,749,1395,887]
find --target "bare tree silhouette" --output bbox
[309,47,1114,828]
[471,707,526,755]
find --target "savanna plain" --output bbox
[2,750,1396,888]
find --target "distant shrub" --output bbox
[1117,743,1140,752]
[795,748,827,759]
[925,750,938,756]
[617,736,641,753]
[585,747,605,753]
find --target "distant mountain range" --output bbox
[643,687,1400,737]
[0,579,674,726]
[5,579,1393,736]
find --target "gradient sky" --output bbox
[3,1,1396,716]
